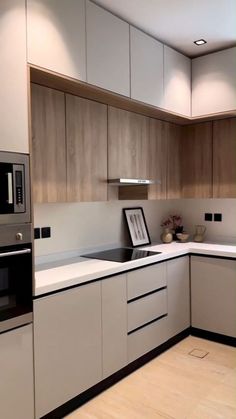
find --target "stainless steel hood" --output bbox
[108,178,158,186]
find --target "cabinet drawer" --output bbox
[127,263,166,300]
[128,288,167,332]
[128,315,168,363]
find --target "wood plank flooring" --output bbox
[66,336,236,419]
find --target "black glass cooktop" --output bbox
[82,247,161,263]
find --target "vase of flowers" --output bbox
[161,214,183,243]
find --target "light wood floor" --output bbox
[66,336,236,419]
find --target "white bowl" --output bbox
[176,233,189,242]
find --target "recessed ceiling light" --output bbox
[194,39,207,46]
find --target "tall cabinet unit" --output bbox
[164,46,191,116]
[130,26,164,107]
[86,0,130,96]
[27,0,86,80]
[0,0,28,153]
[192,47,236,116]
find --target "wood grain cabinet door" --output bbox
[31,83,67,203]
[166,122,182,199]
[66,94,108,202]
[148,119,167,199]
[213,118,236,198]
[181,122,213,198]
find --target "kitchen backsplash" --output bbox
[34,199,236,260]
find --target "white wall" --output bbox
[34,198,236,261]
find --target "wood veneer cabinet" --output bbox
[166,123,182,199]
[66,94,107,202]
[213,118,236,198]
[181,122,212,198]
[31,83,67,203]
[148,119,167,199]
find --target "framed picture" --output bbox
[123,207,151,247]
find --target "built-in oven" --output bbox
[0,224,33,333]
[0,151,30,224]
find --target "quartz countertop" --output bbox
[34,242,236,297]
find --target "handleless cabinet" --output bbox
[191,256,236,338]
[192,47,236,116]
[27,0,86,81]
[86,0,130,96]
[164,46,191,116]
[34,282,102,418]
[130,26,164,107]
[0,325,34,419]
[0,0,29,153]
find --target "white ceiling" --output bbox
[93,0,236,57]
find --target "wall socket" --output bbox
[41,227,51,238]
[204,213,213,221]
[214,213,222,222]
[34,228,41,239]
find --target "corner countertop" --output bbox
[34,242,236,297]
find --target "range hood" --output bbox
[108,178,158,186]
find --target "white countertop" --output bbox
[34,242,236,297]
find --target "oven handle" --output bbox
[0,248,31,258]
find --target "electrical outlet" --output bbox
[41,227,51,238]
[205,213,212,221]
[214,213,222,222]
[34,228,41,239]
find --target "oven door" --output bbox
[0,244,33,333]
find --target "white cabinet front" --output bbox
[86,0,130,96]
[164,46,191,116]
[34,282,102,418]
[192,47,236,116]
[0,325,34,419]
[130,26,164,107]
[0,0,29,153]
[27,0,86,81]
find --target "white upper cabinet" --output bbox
[86,0,130,96]
[164,46,191,116]
[130,26,164,107]
[27,0,86,81]
[0,0,29,153]
[192,47,236,116]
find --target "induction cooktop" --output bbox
[81,247,161,263]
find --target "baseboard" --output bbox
[190,327,236,347]
[42,328,190,419]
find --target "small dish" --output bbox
[176,233,190,243]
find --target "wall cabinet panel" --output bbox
[181,122,212,198]
[31,83,67,202]
[66,94,108,202]
[27,0,86,81]
[166,123,182,199]
[213,118,236,198]
[148,119,167,199]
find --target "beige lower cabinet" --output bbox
[34,282,102,418]
[191,256,236,337]
[0,325,34,419]
[166,256,190,338]
[102,274,127,378]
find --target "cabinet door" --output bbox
[213,118,236,198]
[166,256,190,339]
[34,282,102,418]
[164,46,191,116]
[148,119,167,199]
[130,26,164,107]
[191,256,236,337]
[166,122,182,199]
[31,83,66,202]
[27,0,86,81]
[0,0,28,153]
[86,0,129,96]
[0,325,34,419]
[102,274,127,378]
[192,47,236,116]
[66,94,108,202]
[181,122,212,198]
[108,107,149,179]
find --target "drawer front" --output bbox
[128,288,167,332]
[127,263,166,300]
[128,315,168,363]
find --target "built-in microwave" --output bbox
[0,151,30,224]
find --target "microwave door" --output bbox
[0,163,14,214]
